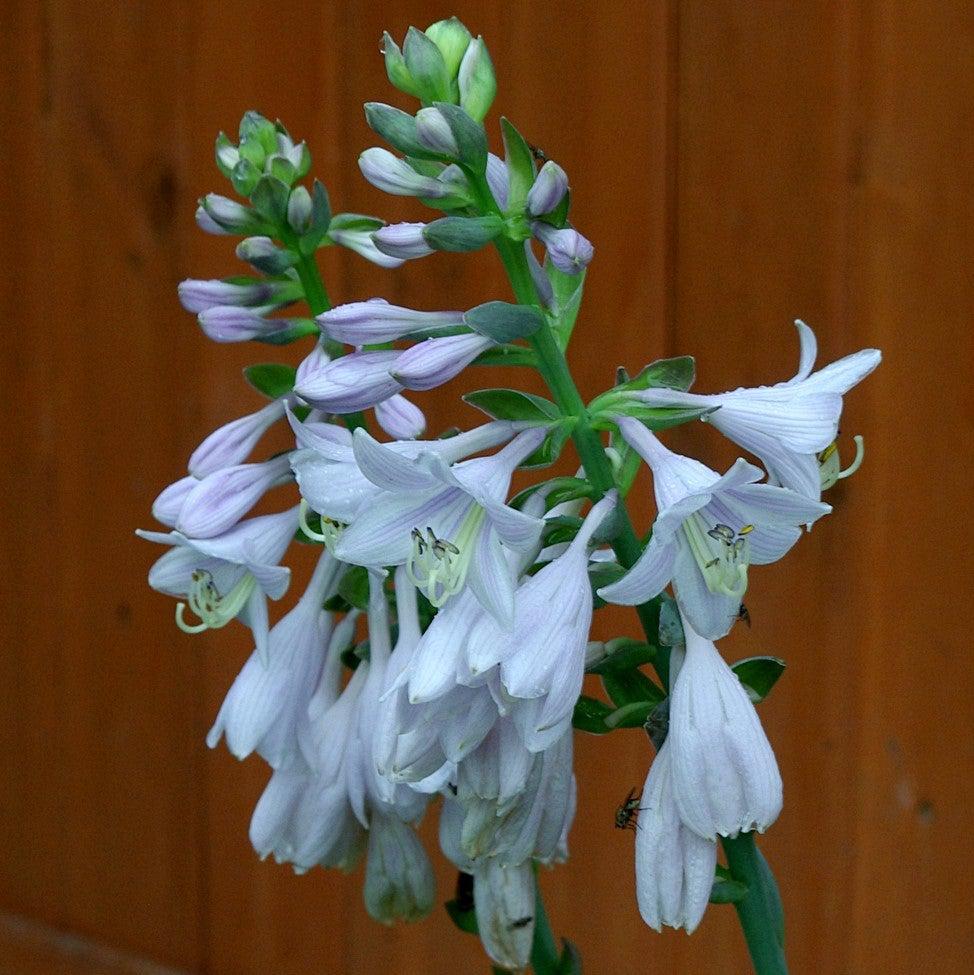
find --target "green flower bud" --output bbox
[403,26,451,103]
[424,17,472,78]
[458,37,496,122]
[238,111,278,156]
[382,32,420,97]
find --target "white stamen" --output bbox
[299,498,345,552]
[406,505,486,607]
[176,569,257,633]
[819,434,865,490]
[682,513,750,599]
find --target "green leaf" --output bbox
[541,514,583,546]
[603,700,661,730]
[337,565,370,611]
[423,214,503,252]
[508,477,595,512]
[403,26,451,102]
[732,656,786,703]
[624,355,696,393]
[710,865,749,905]
[310,180,332,232]
[586,638,658,675]
[501,117,536,215]
[363,103,446,160]
[432,102,488,171]
[590,403,716,432]
[328,212,384,233]
[445,898,478,935]
[243,363,297,400]
[557,939,583,974]
[464,301,544,343]
[548,266,586,343]
[572,695,613,734]
[602,670,666,710]
[463,388,559,424]
[472,344,538,368]
[588,561,627,608]
[250,174,290,226]
[518,419,574,469]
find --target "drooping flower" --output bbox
[137,506,298,658]
[598,418,830,639]
[627,320,881,499]
[374,394,426,440]
[634,740,717,934]
[464,493,618,751]
[333,428,546,626]
[206,547,343,764]
[667,614,783,840]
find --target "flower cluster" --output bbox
[139,17,880,973]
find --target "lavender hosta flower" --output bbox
[390,333,495,391]
[630,320,882,500]
[372,222,436,261]
[188,398,288,477]
[526,161,569,217]
[197,306,309,344]
[295,341,331,388]
[177,277,300,314]
[334,428,546,626]
[317,301,464,346]
[459,494,618,751]
[151,474,198,527]
[290,417,517,537]
[415,106,460,155]
[375,394,426,440]
[206,547,342,764]
[175,453,294,539]
[294,349,403,413]
[598,418,830,640]
[485,153,509,210]
[328,226,406,269]
[137,506,298,659]
[359,147,468,199]
[532,222,594,275]
[669,614,783,840]
[635,740,717,934]
[195,204,231,235]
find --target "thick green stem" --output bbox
[721,833,788,975]
[529,875,561,975]
[492,236,660,641]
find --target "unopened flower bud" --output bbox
[287,185,313,233]
[328,226,405,269]
[363,814,436,924]
[372,222,436,261]
[382,32,420,97]
[533,223,594,275]
[238,110,278,156]
[152,475,198,527]
[318,302,463,345]
[195,204,231,235]
[526,161,569,217]
[415,107,460,156]
[178,278,296,314]
[391,333,493,391]
[424,17,473,78]
[235,236,298,275]
[359,148,456,199]
[458,37,496,123]
[189,399,288,477]
[200,194,265,234]
[198,307,305,344]
[374,394,426,440]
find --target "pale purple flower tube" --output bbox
[178,279,298,314]
[526,161,569,217]
[372,223,436,261]
[375,394,427,440]
[532,222,594,275]
[197,307,304,343]
[328,227,406,269]
[359,148,460,199]
[152,474,198,527]
[295,350,404,412]
[176,454,294,538]
[188,399,288,477]
[390,333,494,391]
[318,301,464,345]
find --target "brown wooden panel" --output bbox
[2,1,972,973]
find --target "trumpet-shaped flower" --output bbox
[627,320,881,499]
[206,547,343,764]
[668,615,783,840]
[459,493,619,751]
[333,428,546,626]
[635,740,717,934]
[598,419,830,639]
[137,506,298,659]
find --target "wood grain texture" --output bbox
[1,1,971,973]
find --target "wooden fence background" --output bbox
[2,1,972,972]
